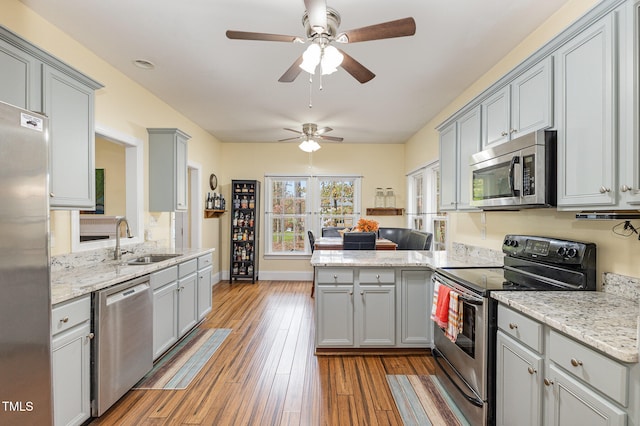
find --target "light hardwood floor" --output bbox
[90,280,435,425]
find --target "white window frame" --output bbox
[407,161,447,250]
[264,174,361,257]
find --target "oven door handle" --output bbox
[432,348,484,408]
[508,155,520,197]
[459,295,483,306]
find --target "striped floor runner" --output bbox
[387,375,470,426]
[134,328,231,390]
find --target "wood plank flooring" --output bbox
[90,280,435,425]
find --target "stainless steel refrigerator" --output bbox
[0,101,53,425]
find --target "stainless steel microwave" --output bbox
[469,130,556,210]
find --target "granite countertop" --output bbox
[310,250,503,269]
[492,291,640,363]
[51,247,214,305]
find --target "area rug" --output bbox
[134,328,231,390]
[386,375,470,426]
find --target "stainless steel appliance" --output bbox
[0,101,53,425]
[92,275,153,416]
[470,130,556,210]
[432,234,596,426]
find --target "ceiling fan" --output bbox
[226,0,416,84]
[279,123,343,152]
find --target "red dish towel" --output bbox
[431,281,450,329]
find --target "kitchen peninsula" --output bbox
[310,249,499,350]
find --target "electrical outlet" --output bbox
[481,227,486,240]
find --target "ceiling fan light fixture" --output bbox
[300,43,321,74]
[299,139,321,152]
[321,45,343,75]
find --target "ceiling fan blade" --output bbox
[317,135,343,142]
[315,127,333,135]
[278,56,304,82]
[226,30,301,43]
[283,128,304,134]
[278,135,304,142]
[339,17,416,43]
[304,0,327,32]
[337,49,375,84]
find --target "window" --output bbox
[265,175,361,256]
[407,162,446,250]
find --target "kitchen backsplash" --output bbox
[602,273,640,302]
[51,242,164,272]
[450,241,505,265]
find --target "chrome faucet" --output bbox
[114,216,133,260]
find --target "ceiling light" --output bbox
[299,43,343,76]
[133,59,155,70]
[299,139,321,152]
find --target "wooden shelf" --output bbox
[366,208,404,216]
[204,209,226,218]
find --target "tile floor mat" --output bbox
[134,328,231,390]
[386,374,471,426]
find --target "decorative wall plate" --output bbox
[209,173,218,190]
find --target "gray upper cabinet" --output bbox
[555,13,616,208]
[148,128,190,212]
[438,107,481,211]
[481,57,553,149]
[44,65,97,209]
[0,40,41,111]
[438,123,457,211]
[0,26,103,210]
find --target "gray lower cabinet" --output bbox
[399,270,433,346]
[197,254,213,320]
[497,304,630,426]
[151,266,179,360]
[151,258,208,360]
[315,267,431,349]
[51,295,92,426]
[0,26,102,210]
[177,259,198,337]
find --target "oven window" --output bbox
[455,302,476,358]
[472,161,513,201]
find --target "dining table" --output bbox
[313,236,398,251]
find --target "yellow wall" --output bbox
[406,0,640,283]
[219,142,406,273]
[95,137,126,216]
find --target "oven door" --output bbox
[432,273,488,425]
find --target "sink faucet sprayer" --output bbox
[114,216,133,260]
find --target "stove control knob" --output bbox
[557,247,567,256]
[504,238,511,246]
[566,248,578,258]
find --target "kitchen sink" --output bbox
[127,254,182,265]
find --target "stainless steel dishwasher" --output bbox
[92,275,153,417]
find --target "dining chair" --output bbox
[321,226,346,237]
[343,232,376,250]
[308,230,316,297]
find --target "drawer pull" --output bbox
[60,316,69,323]
[543,378,554,386]
[333,274,338,280]
[527,367,536,375]
[570,358,583,367]
[508,323,518,330]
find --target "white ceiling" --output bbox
[20,0,573,145]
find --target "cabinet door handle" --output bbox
[60,316,69,323]
[376,274,380,280]
[570,358,583,367]
[360,291,364,295]
[599,186,611,193]
[49,192,55,198]
[510,128,517,134]
[527,367,536,375]
[349,290,353,296]
[621,184,633,192]
[501,131,508,137]
[87,332,95,341]
[543,378,554,386]
[508,323,518,329]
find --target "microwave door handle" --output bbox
[508,156,521,197]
